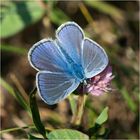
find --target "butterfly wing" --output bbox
[28,39,80,105]
[28,39,68,73]
[56,22,84,65]
[37,71,80,105]
[82,38,108,79]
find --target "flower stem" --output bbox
[29,87,47,138]
[71,93,87,126]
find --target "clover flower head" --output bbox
[87,66,114,96]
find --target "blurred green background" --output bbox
[0,0,139,139]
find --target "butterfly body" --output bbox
[28,22,108,105]
[56,42,85,82]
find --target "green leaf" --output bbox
[88,107,109,138]
[84,1,124,22]
[68,94,77,115]
[0,78,31,115]
[1,44,27,55]
[50,8,70,25]
[28,133,43,140]
[121,87,137,112]
[95,107,109,125]
[0,125,35,134]
[48,129,89,139]
[98,128,110,139]
[1,1,45,38]
[88,123,101,137]
[29,87,47,138]
[86,108,97,128]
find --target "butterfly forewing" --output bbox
[56,22,84,65]
[28,39,68,73]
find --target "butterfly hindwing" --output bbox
[82,38,108,78]
[36,71,80,105]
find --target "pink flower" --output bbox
[86,66,114,96]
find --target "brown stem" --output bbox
[71,93,87,126]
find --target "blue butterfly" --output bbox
[28,22,108,105]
